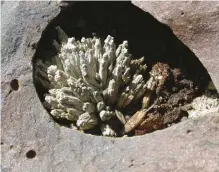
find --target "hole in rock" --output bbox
[26,150,36,159]
[33,2,214,137]
[186,129,192,134]
[10,79,19,91]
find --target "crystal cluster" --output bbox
[35,27,165,137]
[188,89,219,119]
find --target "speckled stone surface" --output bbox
[1,1,219,172]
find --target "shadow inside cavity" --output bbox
[32,1,211,133]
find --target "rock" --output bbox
[132,1,219,92]
[1,1,219,172]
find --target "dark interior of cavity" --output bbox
[33,2,211,136]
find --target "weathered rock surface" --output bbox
[132,1,219,92]
[1,1,219,172]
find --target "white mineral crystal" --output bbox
[99,110,115,121]
[76,112,98,130]
[40,27,156,136]
[187,92,219,118]
[100,124,117,137]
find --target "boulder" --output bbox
[1,1,219,172]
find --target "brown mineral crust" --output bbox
[167,88,195,106]
[134,111,164,136]
[162,108,188,125]
[154,63,172,95]
[137,112,163,131]
[134,62,198,136]
[135,108,188,136]
[134,129,147,135]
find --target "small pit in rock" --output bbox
[10,79,19,91]
[33,2,215,137]
[26,150,36,159]
[186,129,192,134]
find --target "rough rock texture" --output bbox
[132,1,219,92]
[1,1,219,172]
